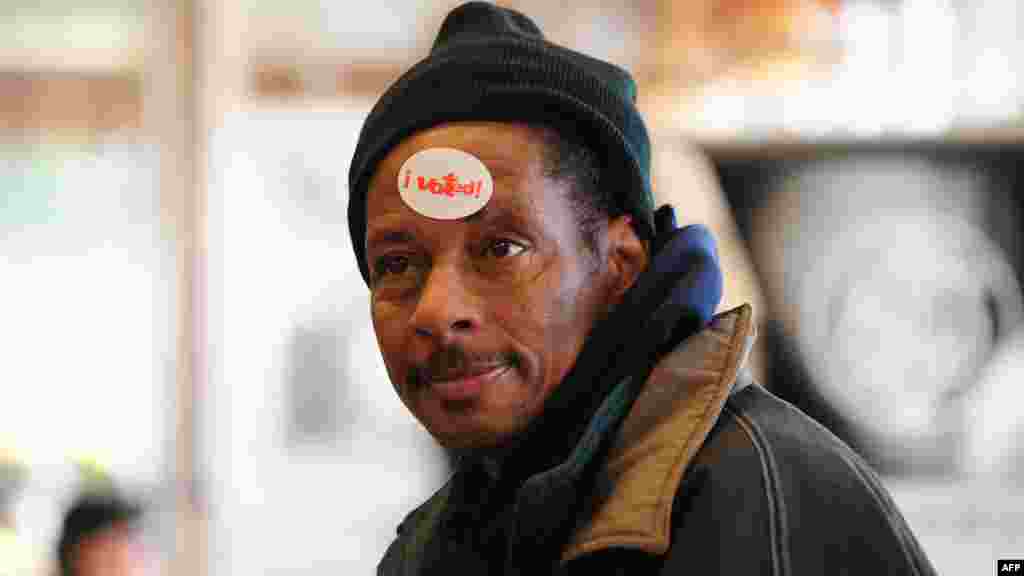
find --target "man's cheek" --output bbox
[380,343,407,396]
[488,287,543,338]
[370,314,407,395]
[495,265,562,320]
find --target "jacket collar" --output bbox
[562,303,756,562]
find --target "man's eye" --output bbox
[486,239,527,259]
[373,254,411,277]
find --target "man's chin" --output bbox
[411,393,531,446]
[422,412,528,455]
[429,423,513,452]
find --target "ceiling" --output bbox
[0,0,146,71]
[0,1,652,73]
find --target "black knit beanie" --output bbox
[347,1,654,283]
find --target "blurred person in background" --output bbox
[347,2,936,574]
[56,492,153,576]
[0,450,41,576]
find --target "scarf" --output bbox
[421,206,723,575]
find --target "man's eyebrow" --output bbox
[366,229,416,249]
[463,203,525,226]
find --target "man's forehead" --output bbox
[377,123,545,178]
[366,193,533,240]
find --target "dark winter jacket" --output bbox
[378,304,938,575]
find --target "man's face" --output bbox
[74,524,152,576]
[365,122,618,450]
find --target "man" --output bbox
[347,2,938,574]
[56,492,153,576]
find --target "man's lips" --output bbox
[428,365,510,402]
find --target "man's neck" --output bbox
[448,382,605,490]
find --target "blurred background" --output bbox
[2,0,1023,574]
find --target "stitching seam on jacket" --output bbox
[727,405,790,576]
[828,431,927,576]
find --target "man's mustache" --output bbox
[407,345,519,389]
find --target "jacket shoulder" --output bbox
[663,384,937,575]
[377,478,453,576]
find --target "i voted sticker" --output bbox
[397,148,493,220]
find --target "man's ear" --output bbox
[605,214,648,299]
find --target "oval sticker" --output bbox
[397,148,493,220]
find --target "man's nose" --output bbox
[408,261,481,342]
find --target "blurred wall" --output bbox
[205,105,450,575]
